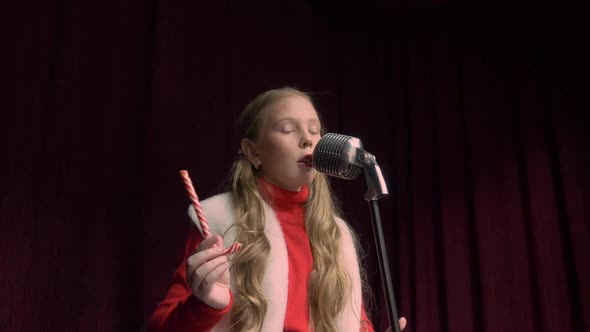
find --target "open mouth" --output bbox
[297,154,313,166]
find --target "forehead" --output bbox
[262,95,319,123]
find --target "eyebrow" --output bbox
[275,117,320,125]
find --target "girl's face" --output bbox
[243,95,322,191]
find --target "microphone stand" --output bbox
[360,152,401,332]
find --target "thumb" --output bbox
[213,235,224,248]
[399,317,407,331]
[386,317,407,332]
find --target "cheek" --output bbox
[312,135,321,147]
[260,136,292,159]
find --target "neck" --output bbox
[262,175,302,192]
[257,177,309,209]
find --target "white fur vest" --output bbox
[187,192,363,331]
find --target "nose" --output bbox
[300,132,313,149]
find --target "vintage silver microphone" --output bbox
[312,132,402,332]
[312,133,389,201]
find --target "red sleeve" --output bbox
[147,226,233,332]
[360,303,376,332]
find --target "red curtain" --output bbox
[1,1,587,331]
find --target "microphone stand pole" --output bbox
[360,152,401,332]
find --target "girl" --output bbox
[147,87,407,332]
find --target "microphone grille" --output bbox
[313,133,362,180]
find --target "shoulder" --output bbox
[334,216,349,230]
[334,217,353,242]
[334,217,359,256]
[187,192,235,237]
[200,192,234,213]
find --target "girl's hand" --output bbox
[186,235,231,310]
[385,317,407,332]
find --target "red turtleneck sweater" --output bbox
[258,178,314,331]
[147,179,375,332]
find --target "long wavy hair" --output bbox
[227,87,361,331]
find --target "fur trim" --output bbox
[187,193,362,331]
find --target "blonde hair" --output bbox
[227,87,356,331]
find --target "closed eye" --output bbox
[278,123,296,133]
[309,126,321,135]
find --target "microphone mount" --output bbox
[357,150,388,201]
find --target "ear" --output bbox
[240,138,261,167]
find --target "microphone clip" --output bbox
[357,150,388,201]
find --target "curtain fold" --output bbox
[1,1,587,331]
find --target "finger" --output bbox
[399,317,407,331]
[196,235,222,252]
[186,245,224,282]
[213,235,224,248]
[191,255,228,292]
[201,259,229,287]
[192,255,228,290]
[189,243,225,267]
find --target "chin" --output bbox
[282,174,316,190]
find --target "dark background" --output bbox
[1,1,588,331]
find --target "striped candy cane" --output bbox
[179,170,242,256]
[179,170,211,238]
[222,242,242,255]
